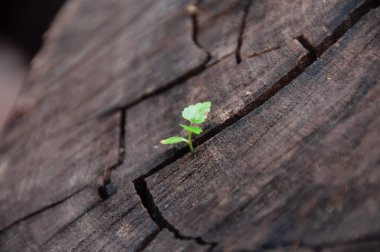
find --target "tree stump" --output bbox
[0,0,379,251]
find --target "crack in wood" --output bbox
[235,0,252,63]
[314,0,380,56]
[3,0,379,248]
[245,45,283,59]
[258,232,380,252]
[39,202,100,248]
[0,185,88,233]
[133,177,217,249]
[187,3,211,62]
[0,113,124,237]
[129,2,380,249]
[97,110,126,200]
[134,49,313,184]
[95,4,213,122]
[296,35,318,61]
[135,229,161,252]
[96,54,210,120]
[108,0,380,188]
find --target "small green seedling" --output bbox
[160,101,212,152]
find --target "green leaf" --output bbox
[160,136,188,144]
[180,124,203,134]
[182,101,211,124]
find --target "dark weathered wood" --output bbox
[9,0,207,138]
[322,240,380,252]
[0,4,207,213]
[39,182,159,251]
[0,186,100,251]
[113,0,376,185]
[114,40,308,183]
[0,0,205,232]
[240,0,371,58]
[0,0,379,251]
[0,113,120,230]
[146,8,380,250]
[144,230,210,252]
[196,0,250,63]
[262,247,313,252]
[0,167,210,251]
[20,0,148,111]
[30,0,135,81]
[27,0,181,94]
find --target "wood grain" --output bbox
[0,186,100,251]
[0,0,205,233]
[0,0,379,251]
[39,182,159,252]
[322,240,380,252]
[196,0,250,63]
[241,0,370,58]
[146,8,380,250]
[0,113,120,230]
[114,40,308,183]
[8,0,208,138]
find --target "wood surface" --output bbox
[0,0,379,251]
[146,8,380,250]
[115,39,308,183]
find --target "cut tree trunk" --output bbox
[0,0,379,251]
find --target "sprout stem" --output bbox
[187,124,194,152]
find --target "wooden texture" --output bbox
[0,113,120,230]
[39,182,159,252]
[322,241,380,252]
[241,0,370,58]
[146,7,380,250]
[115,40,308,182]
[0,0,379,251]
[12,0,207,135]
[144,230,210,252]
[196,0,250,63]
[0,0,204,234]
[0,186,100,250]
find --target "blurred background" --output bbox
[0,0,66,132]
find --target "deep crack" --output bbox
[130,1,379,249]
[186,3,212,62]
[135,229,161,252]
[3,0,379,249]
[314,0,380,56]
[296,35,318,61]
[236,0,252,64]
[133,177,217,248]
[96,58,210,120]
[97,3,213,120]
[138,0,380,184]
[97,109,126,200]
[187,4,201,50]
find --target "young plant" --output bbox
[160,101,212,152]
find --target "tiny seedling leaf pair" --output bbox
[160,101,211,152]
